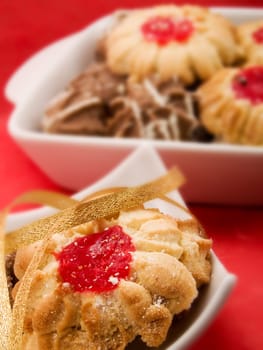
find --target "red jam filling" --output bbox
[55,225,135,293]
[141,16,194,45]
[232,66,263,105]
[252,27,263,44]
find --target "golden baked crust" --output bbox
[105,5,241,85]
[237,20,263,65]
[13,208,212,349]
[197,67,263,145]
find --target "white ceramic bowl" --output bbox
[6,146,236,350]
[6,7,263,205]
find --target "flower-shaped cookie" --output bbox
[197,66,263,145]
[105,5,241,85]
[237,20,263,65]
[12,208,211,349]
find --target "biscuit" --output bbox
[197,66,263,145]
[105,5,242,85]
[237,20,263,65]
[12,208,212,349]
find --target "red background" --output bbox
[1,1,263,349]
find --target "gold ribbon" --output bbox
[5,168,185,255]
[0,167,185,350]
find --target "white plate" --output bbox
[6,145,236,350]
[6,7,263,205]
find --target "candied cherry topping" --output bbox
[232,66,263,105]
[252,27,263,44]
[141,16,194,45]
[55,225,135,293]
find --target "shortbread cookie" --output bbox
[12,208,212,349]
[105,5,241,85]
[237,20,263,65]
[198,66,263,145]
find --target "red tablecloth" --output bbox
[1,1,263,349]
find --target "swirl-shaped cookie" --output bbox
[197,66,263,145]
[12,208,211,349]
[105,5,241,85]
[237,20,263,65]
